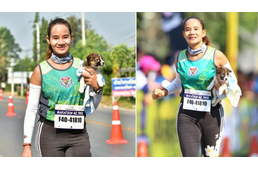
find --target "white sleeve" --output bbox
[23,83,41,143]
[223,60,242,107]
[165,72,182,95]
[223,60,237,82]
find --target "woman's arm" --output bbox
[214,50,242,107]
[22,66,41,157]
[152,57,181,100]
[81,67,103,109]
[214,50,237,89]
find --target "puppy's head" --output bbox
[216,66,232,82]
[82,53,105,68]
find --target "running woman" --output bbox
[21,18,103,157]
[152,16,241,157]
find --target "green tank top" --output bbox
[39,57,85,121]
[177,46,216,99]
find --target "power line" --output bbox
[110,32,135,44]
[105,28,135,41]
[14,21,31,39]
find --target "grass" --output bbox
[100,95,135,110]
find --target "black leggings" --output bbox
[177,103,225,157]
[35,117,91,157]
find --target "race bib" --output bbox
[183,89,211,112]
[54,104,85,129]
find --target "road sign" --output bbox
[7,71,33,84]
[112,77,136,97]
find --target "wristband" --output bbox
[22,143,32,147]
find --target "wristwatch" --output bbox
[94,88,103,94]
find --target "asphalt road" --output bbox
[0,95,135,157]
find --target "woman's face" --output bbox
[182,18,206,48]
[46,24,73,57]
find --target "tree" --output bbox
[110,44,135,77]
[102,44,135,95]
[13,56,34,72]
[32,12,40,62]
[0,27,21,81]
[69,29,110,60]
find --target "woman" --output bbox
[152,16,241,157]
[21,18,103,157]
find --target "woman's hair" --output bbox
[45,18,72,60]
[183,16,212,46]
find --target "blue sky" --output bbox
[0,12,136,59]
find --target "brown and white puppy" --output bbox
[79,53,105,94]
[207,66,232,106]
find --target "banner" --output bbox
[112,77,136,97]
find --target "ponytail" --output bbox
[203,36,212,46]
[44,44,53,60]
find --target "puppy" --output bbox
[79,53,105,95]
[207,66,232,106]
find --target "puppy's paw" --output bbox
[89,91,95,96]
[219,88,225,95]
[79,86,85,93]
[98,81,104,87]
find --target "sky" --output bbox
[0,12,136,59]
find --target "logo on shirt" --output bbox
[59,76,73,89]
[188,67,199,78]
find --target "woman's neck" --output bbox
[53,52,69,58]
[189,42,203,50]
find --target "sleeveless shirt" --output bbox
[38,57,85,121]
[177,46,216,99]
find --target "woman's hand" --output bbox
[152,88,168,100]
[21,146,32,157]
[81,67,100,91]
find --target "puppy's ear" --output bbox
[98,53,104,60]
[215,67,221,74]
[87,54,92,60]
[224,67,232,73]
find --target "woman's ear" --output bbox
[71,33,73,41]
[46,35,50,44]
[182,31,186,39]
[202,29,206,38]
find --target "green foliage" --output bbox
[69,30,110,60]
[13,56,34,72]
[70,31,135,95]
[0,26,21,81]
[39,17,49,61]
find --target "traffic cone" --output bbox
[0,89,3,100]
[6,93,17,116]
[248,136,258,157]
[137,140,149,157]
[25,90,29,105]
[106,101,128,144]
[220,137,232,157]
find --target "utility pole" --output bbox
[36,22,40,64]
[10,58,16,96]
[81,12,86,46]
